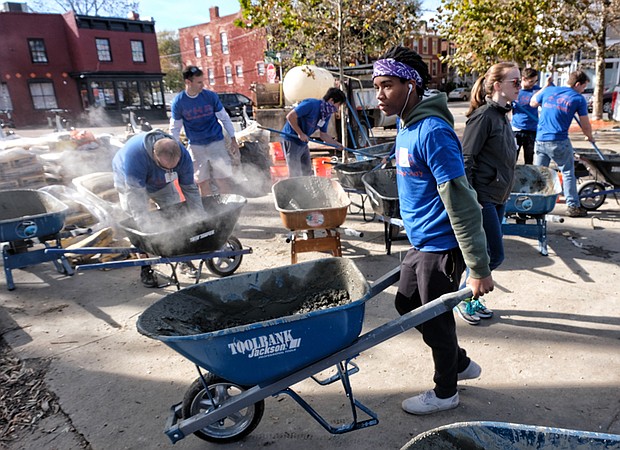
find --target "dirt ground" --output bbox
[1,122,620,449]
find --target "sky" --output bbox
[139,0,439,32]
[139,1,241,31]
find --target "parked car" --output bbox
[586,89,613,117]
[423,89,442,98]
[217,92,253,123]
[448,87,471,101]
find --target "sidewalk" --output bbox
[1,121,619,449]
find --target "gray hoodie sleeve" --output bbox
[180,184,203,212]
[437,175,491,279]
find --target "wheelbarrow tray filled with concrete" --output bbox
[505,165,561,215]
[402,421,620,449]
[138,258,473,444]
[272,176,350,230]
[136,257,370,386]
[0,189,68,242]
[118,194,246,257]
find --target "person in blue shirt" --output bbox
[113,130,202,286]
[281,87,346,177]
[511,68,540,165]
[170,66,239,196]
[373,46,494,416]
[530,70,595,218]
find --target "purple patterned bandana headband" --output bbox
[373,58,423,88]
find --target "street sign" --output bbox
[267,63,277,83]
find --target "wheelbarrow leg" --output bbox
[3,248,16,291]
[536,216,548,256]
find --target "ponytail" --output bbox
[467,76,487,117]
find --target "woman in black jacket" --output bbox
[456,62,520,325]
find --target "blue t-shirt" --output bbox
[171,90,225,145]
[512,85,540,131]
[534,86,588,141]
[396,116,464,252]
[112,133,195,193]
[282,99,329,145]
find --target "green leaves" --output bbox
[238,0,422,68]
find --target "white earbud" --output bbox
[408,84,413,92]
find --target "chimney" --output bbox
[209,6,219,21]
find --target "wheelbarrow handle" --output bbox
[257,125,378,159]
[365,265,401,299]
[573,116,606,160]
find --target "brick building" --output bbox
[178,6,268,99]
[408,21,451,90]
[0,3,166,128]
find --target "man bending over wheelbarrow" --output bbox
[373,46,494,415]
[113,130,203,287]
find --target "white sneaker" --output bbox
[401,390,459,415]
[458,359,482,381]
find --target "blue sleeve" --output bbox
[576,96,588,117]
[122,139,149,188]
[177,145,195,185]
[171,95,181,120]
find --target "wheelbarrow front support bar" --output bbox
[165,272,473,443]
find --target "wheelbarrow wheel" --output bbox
[205,236,243,277]
[579,181,606,210]
[182,374,264,443]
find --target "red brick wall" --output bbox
[178,10,268,98]
[0,10,163,127]
[0,12,81,126]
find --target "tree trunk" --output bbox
[592,26,607,120]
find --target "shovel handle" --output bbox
[257,125,379,159]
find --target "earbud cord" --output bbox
[399,87,413,128]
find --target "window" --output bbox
[194,37,201,57]
[432,60,438,77]
[422,38,428,54]
[28,39,48,63]
[131,40,145,63]
[432,39,438,55]
[0,83,13,111]
[29,81,58,109]
[204,36,212,56]
[256,62,265,76]
[96,38,112,62]
[412,39,419,53]
[220,32,229,54]
[224,66,233,84]
[207,68,215,85]
[116,80,140,107]
[235,65,243,78]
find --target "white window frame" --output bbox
[194,37,201,57]
[220,32,229,54]
[224,66,233,84]
[29,81,58,110]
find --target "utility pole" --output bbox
[337,0,346,158]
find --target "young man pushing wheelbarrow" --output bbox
[372,46,494,415]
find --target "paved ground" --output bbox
[1,114,619,449]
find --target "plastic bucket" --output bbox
[312,157,332,178]
[269,142,285,162]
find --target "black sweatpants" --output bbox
[514,130,536,165]
[395,247,470,398]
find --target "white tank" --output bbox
[282,65,335,104]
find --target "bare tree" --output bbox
[30,0,139,17]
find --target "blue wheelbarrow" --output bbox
[137,257,472,444]
[401,421,620,449]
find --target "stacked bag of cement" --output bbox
[0,147,46,190]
